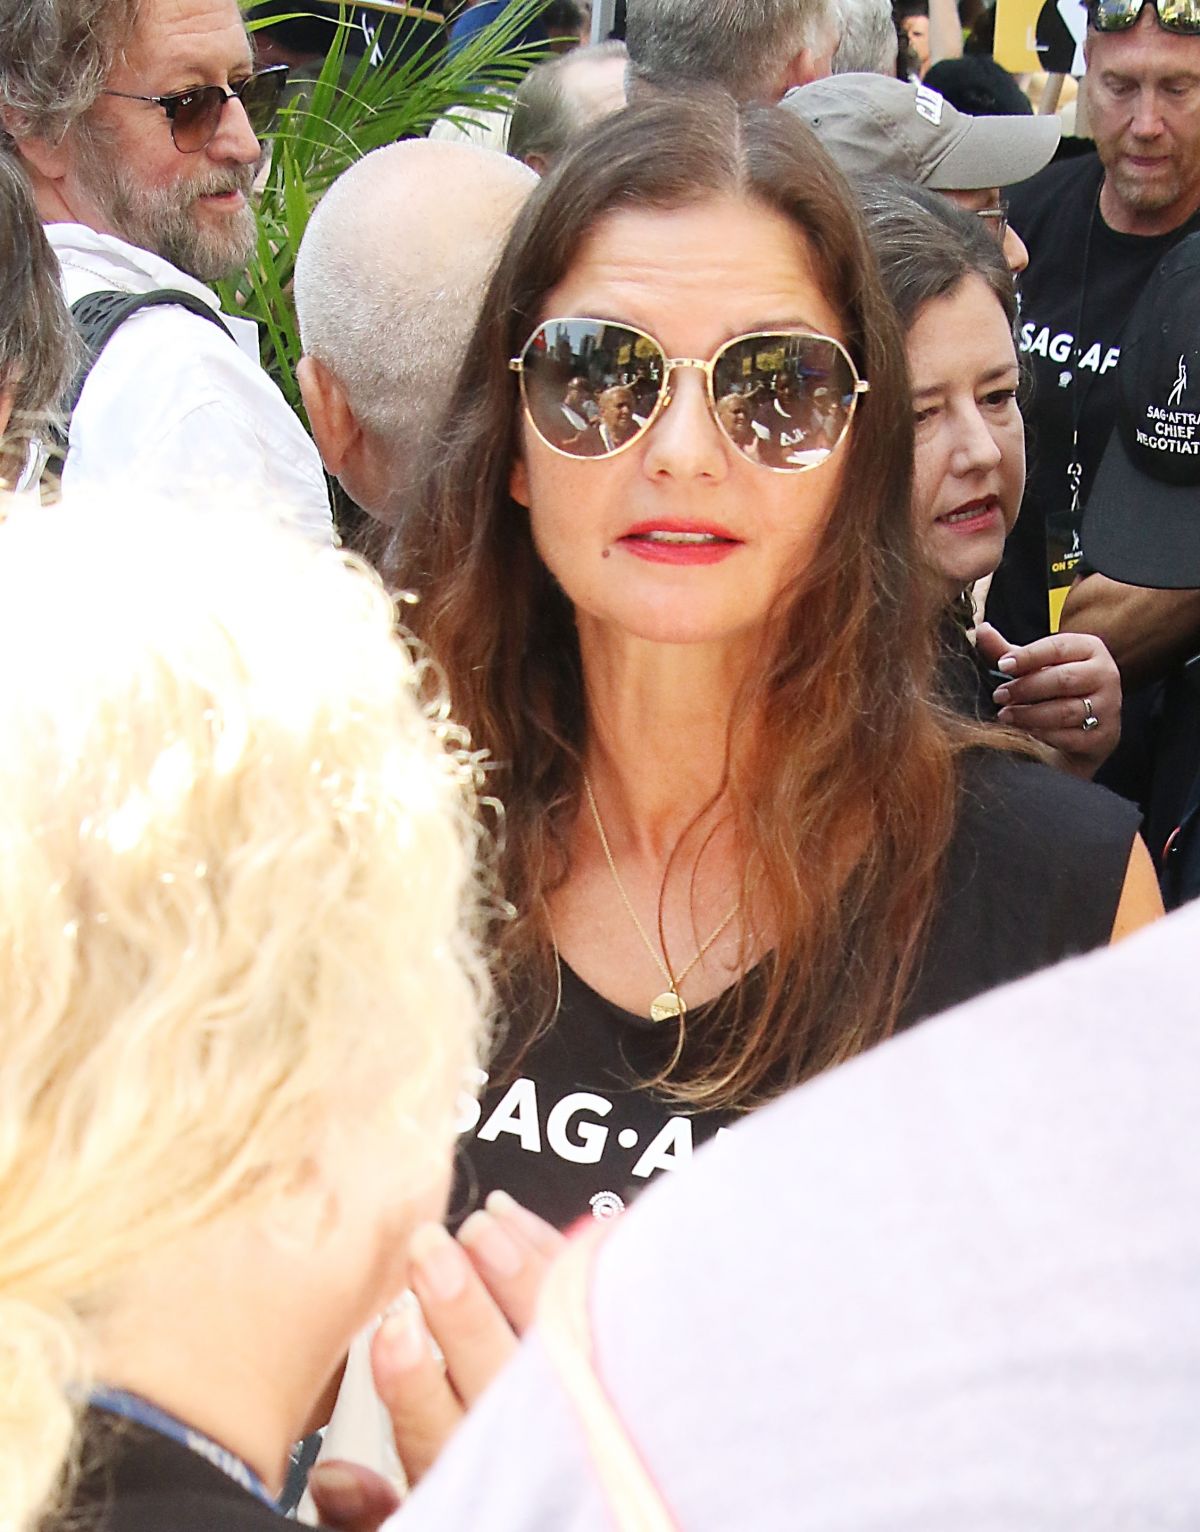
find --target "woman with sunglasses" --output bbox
[387,93,1162,1237]
[861,179,1124,779]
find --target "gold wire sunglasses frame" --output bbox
[509,318,870,474]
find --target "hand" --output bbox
[373,1192,564,1487]
[309,1194,565,1531]
[976,621,1122,778]
[308,1461,400,1532]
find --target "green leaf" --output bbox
[220,0,550,403]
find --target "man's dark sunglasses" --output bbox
[103,65,289,153]
[1086,0,1200,33]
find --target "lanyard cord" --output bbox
[1069,183,1103,433]
[1066,177,1143,500]
[88,1385,278,1509]
[1064,180,1106,514]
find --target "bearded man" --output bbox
[0,0,331,537]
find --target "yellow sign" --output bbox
[1048,582,1071,634]
[995,0,1086,74]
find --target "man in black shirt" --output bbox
[986,0,1200,671]
[1083,233,1200,899]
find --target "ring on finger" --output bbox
[1081,697,1100,732]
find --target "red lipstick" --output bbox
[618,519,742,565]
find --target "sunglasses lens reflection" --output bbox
[1155,0,1200,27]
[1091,0,1200,28]
[519,321,665,456]
[1088,0,1129,24]
[712,334,858,469]
[518,321,860,468]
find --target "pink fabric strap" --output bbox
[537,1227,678,1532]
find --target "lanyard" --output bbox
[89,1385,278,1509]
[1046,179,1109,631]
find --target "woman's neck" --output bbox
[89,1228,357,1497]
[93,1355,295,1496]
[578,621,756,857]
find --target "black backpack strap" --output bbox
[42,288,239,473]
[65,287,237,416]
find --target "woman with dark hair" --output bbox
[384,92,1160,1236]
[0,154,75,489]
[860,178,1122,778]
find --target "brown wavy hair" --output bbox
[385,90,992,1110]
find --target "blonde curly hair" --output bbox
[0,494,493,1531]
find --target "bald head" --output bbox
[294,140,537,528]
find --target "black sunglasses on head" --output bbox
[1086,0,1200,33]
[103,65,289,153]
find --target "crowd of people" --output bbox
[1,0,1199,1525]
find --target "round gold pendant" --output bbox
[650,989,686,1023]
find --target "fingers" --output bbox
[998,691,1121,777]
[995,697,1114,736]
[486,1188,565,1258]
[993,692,1109,732]
[991,632,1121,774]
[368,1199,566,1488]
[987,629,1097,679]
[408,1223,520,1403]
[307,1461,401,1532]
[991,634,1122,716]
[972,620,1011,666]
[992,645,1101,701]
[370,1297,466,1485]
[457,1191,566,1332]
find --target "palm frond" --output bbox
[219,0,547,410]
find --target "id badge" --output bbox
[1046,457,1084,634]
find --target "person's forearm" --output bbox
[1061,573,1200,687]
[927,0,964,63]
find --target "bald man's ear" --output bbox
[522,152,550,177]
[298,354,362,479]
[779,43,832,97]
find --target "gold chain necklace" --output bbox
[583,774,740,1023]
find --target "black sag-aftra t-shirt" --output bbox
[986,155,1200,648]
[452,751,1140,1232]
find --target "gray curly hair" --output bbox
[0,0,141,144]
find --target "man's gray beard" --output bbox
[73,120,259,283]
[1096,130,1195,219]
[1109,159,1186,215]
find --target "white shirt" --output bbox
[49,224,332,543]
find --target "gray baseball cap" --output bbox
[782,74,1061,190]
